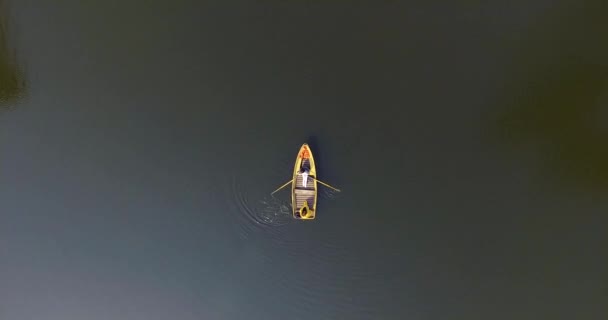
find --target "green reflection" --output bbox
[495,3,608,190]
[0,0,26,107]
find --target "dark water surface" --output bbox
[0,1,606,319]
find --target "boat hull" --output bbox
[291,144,318,219]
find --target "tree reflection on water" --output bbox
[0,0,26,107]
[493,3,608,191]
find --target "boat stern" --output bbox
[294,201,315,220]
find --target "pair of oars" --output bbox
[271,177,341,195]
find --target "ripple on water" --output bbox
[226,174,293,241]
[223,164,380,317]
[319,186,341,200]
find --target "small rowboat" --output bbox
[271,143,340,220]
[292,144,317,219]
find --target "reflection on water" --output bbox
[223,172,376,318]
[228,172,341,235]
[0,0,26,107]
[227,174,294,240]
[493,3,608,191]
[217,158,372,317]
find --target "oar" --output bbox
[311,177,341,192]
[271,179,293,195]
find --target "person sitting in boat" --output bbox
[301,169,309,188]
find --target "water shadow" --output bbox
[305,134,341,201]
[489,2,608,191]
[305,135,323,175]
[0,0,26,108]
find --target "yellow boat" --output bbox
[271,143,341,220]
[292,144,317,219]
